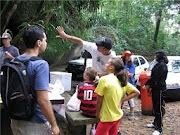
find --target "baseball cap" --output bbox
[0,29,12,40]
[121,50,134,57]
[95,37,113,50]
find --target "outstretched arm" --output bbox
[56,26,83,45]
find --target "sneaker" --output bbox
[128,111,135,120]
[147,123,155,128]
[152,130,161,135]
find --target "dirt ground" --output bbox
[119,97,180,135]
[69,80,180,135]
[52,66,180,135]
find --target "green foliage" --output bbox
[87,0,180,56]
[40,23,66,65]
[1,0,180,66]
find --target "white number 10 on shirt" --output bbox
[83,90,93,100]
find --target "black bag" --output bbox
[0,57,42,120]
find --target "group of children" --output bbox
[77,55,140,135]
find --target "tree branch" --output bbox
[153,10,162,43]
[2,0,21,32]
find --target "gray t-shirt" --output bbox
[0,45,20,66]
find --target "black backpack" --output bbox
[0,57,42,120]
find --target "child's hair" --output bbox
[85,67,98,82]
[110,57,128,87]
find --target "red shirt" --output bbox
[77,81,98,117]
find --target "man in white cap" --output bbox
[0,29,20,67]
[56,26,116,77]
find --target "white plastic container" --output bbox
[50,71,72,91]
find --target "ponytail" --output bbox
[116,69,128,87]
[110,57,128,87]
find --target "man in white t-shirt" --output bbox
[56,26,116,76]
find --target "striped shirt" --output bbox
[77,81,98,117]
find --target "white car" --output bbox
[139,56,180,101]
[66,51,149,81]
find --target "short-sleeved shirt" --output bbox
[95,74,135,122]
[17,55,49,123]
[83,41,116,74]
[125,64,135,85]
[77,81,98,117]
[0,45,19,65]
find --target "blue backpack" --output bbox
[0,57,42,120]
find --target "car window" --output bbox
[133,57,139,67]
[168,60,180,73]
[148,59,180,73]
[139,57,146,65]
[148,60,157,70]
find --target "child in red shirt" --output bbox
[77,67,98,117]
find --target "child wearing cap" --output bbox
[0,29,19,66]
[121,50,136,120]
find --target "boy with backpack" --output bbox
[1,25,60,135]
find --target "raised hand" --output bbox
[56,26,68,39]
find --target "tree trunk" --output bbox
[1,0,21,32]
[153,0,165,49]
[44,0,58,26]
[153,10,162,44]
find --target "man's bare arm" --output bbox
[56,26,83,45]
[36,90,60,135]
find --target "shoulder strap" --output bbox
[29,56,43,61]
[14,56,42,62]
[13,56,42,66]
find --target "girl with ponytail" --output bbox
[95,57,140,135]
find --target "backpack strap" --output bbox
[29,56,43,61]
[14,56,50,82]
[13,56,42,65]
[12,56,43,97]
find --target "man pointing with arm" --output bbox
[56,26,116,77]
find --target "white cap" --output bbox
[0,29,12,40]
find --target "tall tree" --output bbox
[1,0,21,32]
